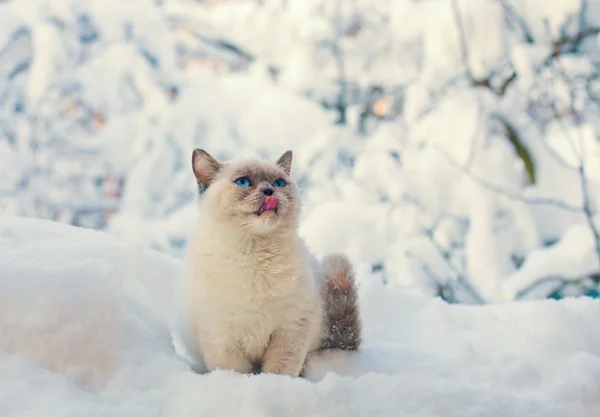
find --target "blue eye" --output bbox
[273,179,286,188]
[235,177,251,187]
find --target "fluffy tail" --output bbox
[318,254,362,351]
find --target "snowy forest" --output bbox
[2,0,600,415]
[2,0,600,304]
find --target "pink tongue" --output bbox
[262,195,277,211]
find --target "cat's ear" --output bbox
[276,150,293,176]
[192,149,223,192]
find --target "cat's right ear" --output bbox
[276,150,293,176]
[192,149,223,192]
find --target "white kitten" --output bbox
[173,149,360,377]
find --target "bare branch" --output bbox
[450,0,520,97]
[497,0,535,43]
[421,264,458,303]
[517,38,600,298]
[578,156,600,271]
[580,0,589,28]
[515,273,598,300]
[416,72,468,120]
[550,27,600,58]
[399,193,470,228]
[515,276,573,299]
[431,144,586,213]
[332,0,348,125]
[450,0,475,83]
[422,224,486,304]
[497,71,517,96]
[423,3,600,117]
[397,194,480,303]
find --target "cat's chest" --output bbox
[195,251,301,333]
[197,241,302,290]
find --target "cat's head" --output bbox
[191,149,301,234]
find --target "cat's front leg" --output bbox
[201,341,254,374]
[261,319,313,377]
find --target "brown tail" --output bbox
[318,254,362,351]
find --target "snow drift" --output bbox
[1,217,600,416]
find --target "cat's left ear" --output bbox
[276,150,293,176]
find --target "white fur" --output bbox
[174,202,326,376]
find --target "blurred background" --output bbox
[1,0,600,304]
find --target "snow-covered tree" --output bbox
[2,0,600,303]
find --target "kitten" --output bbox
[174,149,361,377]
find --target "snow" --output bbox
[2,0,600,412]
[421,0,507,83]
[0,0,599,303]
[501,223,600,300]
[1,217,600,416]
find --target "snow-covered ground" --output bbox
[1,217,600,416]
